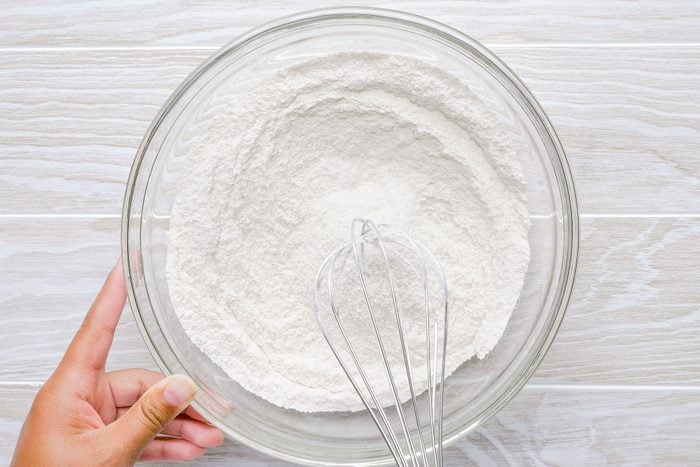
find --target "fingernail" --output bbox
[164,374,197,406]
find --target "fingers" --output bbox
[159,415,224,448]
[115,408,224,448]
[107,369,209,422]
[108,368,162,407]
[62,258,126,372]
[103,374,197,459]
[138,438,205,462]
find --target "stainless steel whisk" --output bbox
[313,219,448,467]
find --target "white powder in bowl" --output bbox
[166,52,530,412]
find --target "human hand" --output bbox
[12,259,224,466]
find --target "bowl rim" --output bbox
[122,6,579,466]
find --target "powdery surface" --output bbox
[166,52,530,412]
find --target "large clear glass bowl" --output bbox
[122,7,578,466]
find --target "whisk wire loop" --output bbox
[351,219,425,467]
[313,219,448,467]
[326,248,408,463]
[390,227,449,466]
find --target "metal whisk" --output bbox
[313,218,448,467]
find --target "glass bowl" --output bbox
[122,7,578,466]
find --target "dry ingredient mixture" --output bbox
[166,52,530,412]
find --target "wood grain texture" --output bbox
[536,217,700,384]
[0,216,157,382]
[1,1,699,48]
[0,50,205,215]
[2,47,699,215]
[2,384,698,465]
[497,48,700,215]
[2,216,699,385]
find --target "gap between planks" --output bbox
[3,381,700,392]
[2,43,700,53]
[2,214,700,219]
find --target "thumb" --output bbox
[106,374,197,458]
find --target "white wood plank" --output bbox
[535,217,700,384]
[0,50,205,215]
[1,217,698,384]
[496,48,700,215]
[1,1,699,48]
[1,384,698,465]
[2,48,699,215]
[0,216,157,381]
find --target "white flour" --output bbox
[166,52,530,412]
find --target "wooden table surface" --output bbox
[2,1,699,465]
